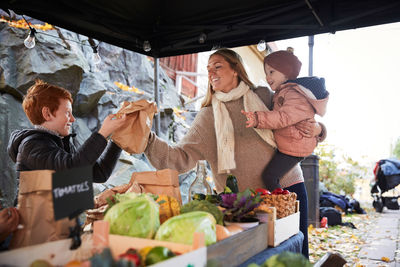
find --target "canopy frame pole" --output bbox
[154,57,160,135]
[308,35,314,76]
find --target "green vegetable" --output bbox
[104,194,160,239]
[223,186,232,194]
[145,246,175,265]
[89,247,135,267]
[263,251,312,267]
[226,174,239,193]
[205,194,222,204]
[180,200,224,225]
[155,211,217,246]
[192,193,206,201]
[220,188,262,222]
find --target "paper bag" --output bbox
[129,169,182,204]
[85,169,181,227]
[111,99,158,154]
[10,170,75,249]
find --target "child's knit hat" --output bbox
[264,49,302,80]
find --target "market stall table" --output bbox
[238,231,304,267]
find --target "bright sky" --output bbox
[274,22,400,166]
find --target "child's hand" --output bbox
[0,208,20,242]
[98,113,127,138]
[241,110,258,128]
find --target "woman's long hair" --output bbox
[201,49,255,107]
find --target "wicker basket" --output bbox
[255,192,297,219]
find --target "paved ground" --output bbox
[357,209,400,266]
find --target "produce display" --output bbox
[254,188,298,219]
[13,172,300,267]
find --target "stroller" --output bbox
[371,158,400,212]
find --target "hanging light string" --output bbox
[15,15,101,63]
[19,15,99,48]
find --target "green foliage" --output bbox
[315,144,368,195]
[392,137,400,158]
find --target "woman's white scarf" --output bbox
[212,81,277,174]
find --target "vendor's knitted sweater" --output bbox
[145,87,304,192]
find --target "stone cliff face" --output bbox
[0,13,198,206]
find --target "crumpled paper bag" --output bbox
[111,99,158,154]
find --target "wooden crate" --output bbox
[0,232,207,267]
[267,200,300,247]
[207,223,269,266]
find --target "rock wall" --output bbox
[0,12,199,206]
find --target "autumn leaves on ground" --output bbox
[308,207,394,266]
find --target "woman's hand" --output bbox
[241,110,258,128]
[0,207,20,242]
[295,118,322,138]
[98,113,127,138]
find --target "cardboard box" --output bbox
[267,200,300,247]
[207,223,269,266]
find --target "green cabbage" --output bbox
[180,200,224,225]
[264,252,312,267]
[155,211,216,245]
[104,194,160,239]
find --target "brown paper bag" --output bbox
[111,99,158,154]
[84,169,182,227]
[129,169,182,204]
[10,170,75,249]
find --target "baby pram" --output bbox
[371,158,400,212]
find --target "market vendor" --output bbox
[141,49,326,259]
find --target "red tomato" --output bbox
[272,188,283,195]
[119,248,141,266]
[255,188,271,195]
[282,190,290,195]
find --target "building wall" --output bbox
[231,45,267,87]
[159,54,198,98]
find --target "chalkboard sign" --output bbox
[52,165,94,220]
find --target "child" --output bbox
[8,79,127,182]
[241,49,329,190]
[7,79,127,249]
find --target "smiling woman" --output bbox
[207,54,239,93]
[141,48,326,259]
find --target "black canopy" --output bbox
[2,0,400,57]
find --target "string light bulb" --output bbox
[143,41,151,52]
[24,28,36,49]
[91,46,101,64]
[88,38,101,64]
[257,39,266,52]
[198,33,207,44]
